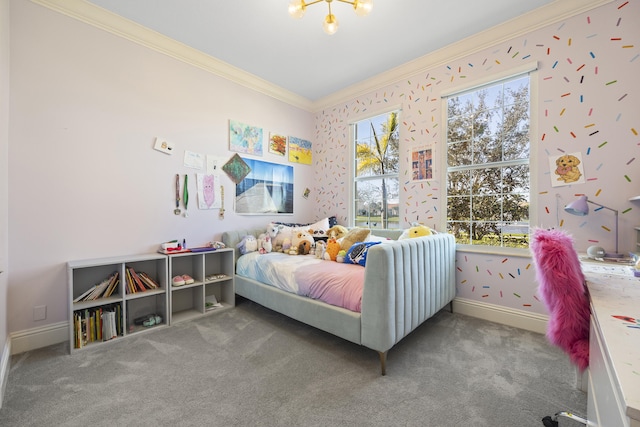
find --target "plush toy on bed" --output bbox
[326,225,348,240]
[399,223,433,239]
[314,240,326,259]
[291,231,314,255]
[407,224,432,238]
[339,227,371,251]
[323,238,341,261]
[236,235,258,255]
[258,235,272,254]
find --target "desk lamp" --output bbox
[564,195,622,258]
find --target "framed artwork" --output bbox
[288,136,312,165]
[235,159,294,215]
[549,152,585,187]
[269,133,287,156]
[411,147,433,181]
[229,119,263,156]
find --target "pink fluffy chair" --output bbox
[530,228,590,427]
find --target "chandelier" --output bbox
[288,0,374,35]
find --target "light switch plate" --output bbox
[153,137,175,155]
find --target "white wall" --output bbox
[7,0,314,339]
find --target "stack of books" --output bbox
[73,272,119,303]
[73,304,121,349]
[125,267,160,294]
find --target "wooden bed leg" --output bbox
[378,351,387,376]
[448,301,454,313]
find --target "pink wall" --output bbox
[314,1,640,315]
[7,0,315,335]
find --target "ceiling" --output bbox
[83,0,556,103]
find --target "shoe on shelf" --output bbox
[182,274,195,285]
[172,275,186,287]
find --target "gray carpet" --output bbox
[0,298,587,426]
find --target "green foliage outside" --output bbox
[447,76,531,249]
[354,111,400,229]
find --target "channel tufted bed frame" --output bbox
[222,228,456,375]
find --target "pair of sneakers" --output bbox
[172,274,195,287]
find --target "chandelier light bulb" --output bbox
[289,0,372,34]
[288,0,306,19]
[323,13,338,35]
[353,0,373,17]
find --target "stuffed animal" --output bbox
[292,231,314,255]
[236,235,258,255]
[268,223,291,252]
[407,224,432,238]
[339,228,371,251]
[323,238,341,261]
[326,225,348,240]
[399,223,434,239]
[336,250,347,263]
[258,235,272,254]
[314,240,326,259]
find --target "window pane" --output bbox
[447,170,471,195]
[446,73,531,249]
[354,177,399,229]
[355,111,399,178]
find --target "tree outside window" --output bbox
[446,75,531,248]
[353,110,400,230]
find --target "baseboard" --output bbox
[9,321,68,355]
[452,297,548,334]
[0,337,11,410]
[4,302,545,355]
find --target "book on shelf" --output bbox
[125,267,160,294]
[73,303,121,349]
[73,272,119,303]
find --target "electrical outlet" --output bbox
[153,137,175,155]
[33,305,47,321]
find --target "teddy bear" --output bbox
[323,238,341,261]
[291,231,314,255]
[236,235,258,255]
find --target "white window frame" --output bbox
[440,62,539,256]
[348,105,402,228]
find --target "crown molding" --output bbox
[31,0,612,114]
[29,0,314,111]
[312,0,614,112]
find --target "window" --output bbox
[352,110,400,230]
[446,74,531,248]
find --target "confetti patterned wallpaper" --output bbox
[312,1,639,315]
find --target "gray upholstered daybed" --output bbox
[222,228,456,375]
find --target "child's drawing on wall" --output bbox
[197,174,220,209]
[549,152,585,187]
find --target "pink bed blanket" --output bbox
[235,252,365,312]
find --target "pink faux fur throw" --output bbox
[530,228,590,371]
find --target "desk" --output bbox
[583,263,640,427]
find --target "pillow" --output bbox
[339,228,371,251]
[344,241,381,266]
